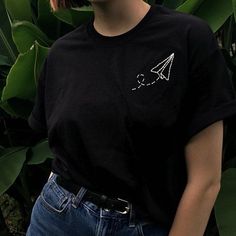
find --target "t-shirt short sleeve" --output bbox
[182,18,236,145]
[28,58,48,134]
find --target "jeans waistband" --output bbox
[55,174,132,214]
[49,172,152,227]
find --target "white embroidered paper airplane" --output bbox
[131,53,175,91]
[150,53,174,81]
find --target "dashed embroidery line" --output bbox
[131,53,175,91]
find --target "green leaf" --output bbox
[163,0,186,9]
[1,41,49,118]
[37,0,61,40]
[214,168,236,236]
[34,42,49,82]
[0,147,27,195]
[4,0,32,22]
[176,0,205,14]
[27,139,54,165]
[53,6,93,27]
[0,55,11,67]
[176,0,233,32]
[37,0,78,40]
[232,0,236,22]
[0,0,17,63]
[12,20,51,53]
[0,55,11,80]
[194,0,233,32]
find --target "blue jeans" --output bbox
[26,172,170,236]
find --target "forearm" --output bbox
[168,182,220,236]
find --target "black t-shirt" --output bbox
[28,3,236,228]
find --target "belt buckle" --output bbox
[115,197,130,214]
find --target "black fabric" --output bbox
[27,3,236,228]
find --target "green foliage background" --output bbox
[0,0,236,235]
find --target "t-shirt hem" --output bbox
[185,99,236,144]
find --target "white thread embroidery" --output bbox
[131,53,175,91]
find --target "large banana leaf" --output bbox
[3,0,32,23]
[163,0,186,9]
[175,0,232,32]
[36,0,76,40]
[176,0,205,14]
[232,0,236,22]
[193,0,233,32]
[27,139,54,165]
[214,168,236,236]
[0,0,17,63]
[0,41,49,118]
[37,0,62,40]
[53,5,93,27]
[0,140,53,195]
[0,55,11,81]
[12,20,51,53]
[0,147,27,195]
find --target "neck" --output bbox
[90,0,151,36]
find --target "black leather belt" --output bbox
[55,175,130,214]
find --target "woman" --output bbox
[26,0,236,235]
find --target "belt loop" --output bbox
[128,203,136,227]
[48,172,57,182]
[47,171,54,181]
[72,187,87,209]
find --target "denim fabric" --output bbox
[26,172,170,236]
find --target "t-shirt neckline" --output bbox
[86,4,157,45]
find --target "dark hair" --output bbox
[50,0,91,11]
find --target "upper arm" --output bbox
[184,120,223,186]
[180,19,236,147]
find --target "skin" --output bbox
[49,1,223,235]
[86,0,151,37]
[168,120,222,236]
[50,0,151,37]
